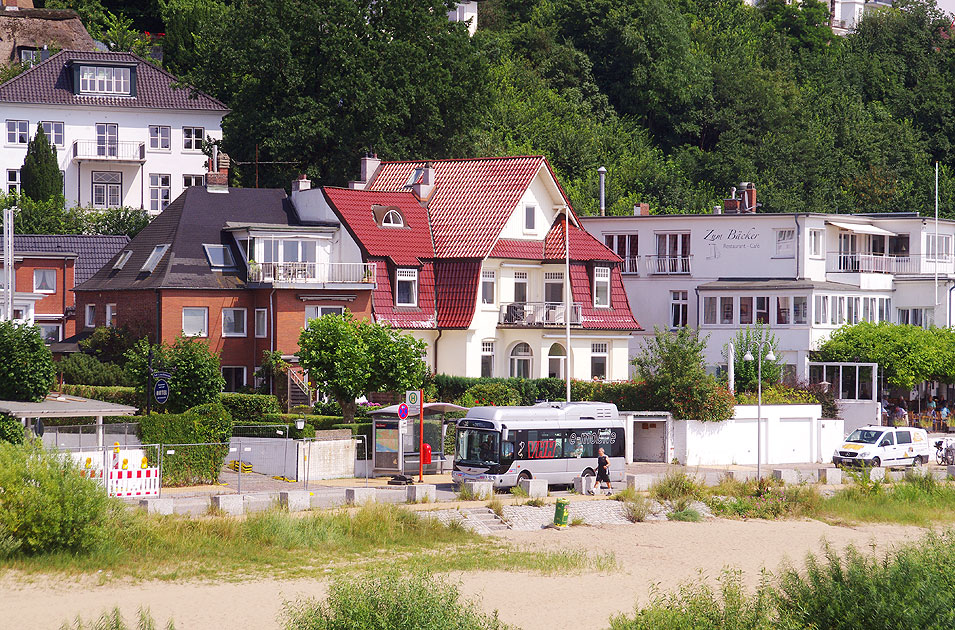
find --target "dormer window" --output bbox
[203,244,235,269]
[74,63,135,96]
[141,244,170,273]
[382,209,404,228]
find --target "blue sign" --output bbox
[397,403,409,420]
[154,379,170,405]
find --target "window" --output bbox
[897,430,912,445]
[181,307,208,337]
[203,244,235,269]
[898,308,927,328]
[703,296,717,325]
[814,295,828,325]
[809,229,824,258]
[524,205,535,232]
[775,229,795,257]
[33,269,55,293]
[847,297,861,324]
[481,270,495,305]
[106,303,116,327]
[38,324,61,344]
[739,297,754,325]
[793,296,808,325]
[183,126,204,150]
[832,296,845,325]
[514,271,528,303]
[95,123,118,157]
[878,298,891,322]
[222,308,247,337]
[40,121,64,146]
[655,232,691,273]
[305,305,344,325]
[254,308,268,338]
[395,268,418,306]
[6,169,18,194]
[6,120,27,144]
[92,171,121,208]
[79,65,131,95]
[544,271,563,303]
[720,297,733,325]
[548,343,566,379]
[85,304,95,328]
[591,343,608,380]
[776,297,791,325]
[149,125,170,150]
[141,244,169,272]
[605,234,639,274]
[481,340,495,378]
[509,342,533,378]
[19,48,39,65]
[221,367,246,392]
[670,290,688,328]
[183,174,204,187]
[113,250,132,270]
[927,234,952,261]
[756,297,770,324]
[594,267,611,307]
[149,174,171,212]
[381,209,404,227]
[889,235,910,257]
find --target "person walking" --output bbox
[594,447,612,495]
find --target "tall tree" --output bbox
[20,127,61,204]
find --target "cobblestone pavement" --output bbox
[502,500,632,530]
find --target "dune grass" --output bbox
[819,470,955,526]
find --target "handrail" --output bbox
[249,261,377,284]
[72,139,145,160]
[498,302,582,326]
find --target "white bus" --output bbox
[451,402,626,488]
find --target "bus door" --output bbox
[523,429,568,479]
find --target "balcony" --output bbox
[498,302,582,327]
[248,261,377,287]
[825,253,955,276]
[620,256,640,275]
[645,255,692,275]
[72,140,145,162]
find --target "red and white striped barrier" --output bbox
[108,468,161,498]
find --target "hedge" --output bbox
[60,384,143,409]
[139,403,233,486]
[220,393,281,423]
[232,420,316,440]
[0,413,23,445]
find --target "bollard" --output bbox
[406,484,436,503]
[463,481,492,500]
[869,467,886,482]
[553,497,569,528]
[519,478,548,498]
[625,474,655,491]
[279,490,310,512]
[574,476,595,495]
[211,494,244,516]
[818,467,842,485]
[772,469,798,485]
[345,487,377,505]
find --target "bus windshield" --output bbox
[457,428,500,466]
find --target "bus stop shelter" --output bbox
[369,402,467,476]
[0,393,139,446]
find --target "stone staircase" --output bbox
[460,507,510,533]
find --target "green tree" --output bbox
[20,127,61,204]
[297,312,427,423]
[725,323,783,392]
[124,335,225,413]
[0,321,56,402]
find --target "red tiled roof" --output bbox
[570,264,641,330]
[544,215,622,262]
[0,50,229,111]
[434,261,481,328]
[372,259,437,329]
[488,238,544,260]
[323,187,434,266]
[367,156,548,258]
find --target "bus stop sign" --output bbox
[154,379,170,405]
[397,403,409,420]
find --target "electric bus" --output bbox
[451,401,626,488]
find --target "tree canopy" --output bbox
[20,128,61,204]
[0,322,56,403]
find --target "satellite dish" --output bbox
[33,418,44,438]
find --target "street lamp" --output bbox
[743,342,775,479]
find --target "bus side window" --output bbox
[564,433,584,458]
[502,441,515,459]
[610,429,625,458]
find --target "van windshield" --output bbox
[846,429,884,445]
[456,429,500,466]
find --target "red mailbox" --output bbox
[421,442,432,465]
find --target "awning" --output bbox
[827,220,896,237]
[0,394,138,418]
[369,402,468,417]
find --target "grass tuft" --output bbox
[650,469,702,502]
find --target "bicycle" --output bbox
[935,440,955,466]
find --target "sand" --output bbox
[0,518,929,630]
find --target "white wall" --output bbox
[838,400,881,435]
[298,438,356,481]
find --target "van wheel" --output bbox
[913,455,924,468]
[582,468,595,478]
[517,471,532,483]
[871,457,881,468]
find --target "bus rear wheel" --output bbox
[581,468,595,478]
[517,471,532,483]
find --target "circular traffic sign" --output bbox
[397,403,409,420]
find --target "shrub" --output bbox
[263,413,344,430]
[459,382,521,407]
[78,326,136,366]
[331,423,373,456]
[57,353,132,387]
[58,608,174,630]
[650,469,702,502]
[622,495,651,523]
[0,413,23,445]
[233,420,316,440]
[139,403,232,486]
[220,393,281,423]
[124,336,225,413]
[60,384,143,409]
[0,321,56,402]
[0,439,111,556]
[734,384,822,406]
[283,572,510,630]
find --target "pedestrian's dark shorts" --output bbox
[596,469,610,482]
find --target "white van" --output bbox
[832,425,931,468]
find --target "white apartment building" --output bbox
[0,50,227,215]
[581,186,955,381]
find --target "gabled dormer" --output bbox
[67,58,137,97]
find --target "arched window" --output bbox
[547,343,566,379]
[382,209,404,227]
[509,342,533,378]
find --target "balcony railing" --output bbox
[645,255,692,275]
[248,261,376,285]
[825,253,955,276]
[72,140,145,161]
[621,256,640,275]
[498,302,582,327]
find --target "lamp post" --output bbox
[743,342,776,479]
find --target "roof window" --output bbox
[403,167,424,188]
[203,244,235,269]
[112,250,132,270]
[141,244,170,273]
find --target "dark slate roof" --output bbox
[0,50,229,111]
[0,234,129,284]
[75,187,295,291]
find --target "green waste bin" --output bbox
[553,497,569,528]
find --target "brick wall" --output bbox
[16,256,76,338]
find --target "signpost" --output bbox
[406,390,424,482]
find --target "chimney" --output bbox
[632,202,650,216]
[3,0,18,11]
[412,161,436,199]
[722,185,740,214]
[713,205,722,215]
[597,166,607,216]
[740,182,756,213]
[206,150,229,193]
[348,152,381,189]
[291,174,311,192]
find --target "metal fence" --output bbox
[232,424,291,439]
[58,443,161,497]
[44,422,141,449]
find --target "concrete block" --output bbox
[869,467,886,482]
[519,478,548,498]
[406,484,436,503]
[280,490,310,512]
[930,468,948,481]
[728,470,755,482]
[173,498,209,516]
[463,481,493,500]
[625,473,655,491]
[211,494,244,516]
[772,469,798,484]
[947,465,955,479]
[796,469,819,483]
[701,472,723,487]
[345,487,378,505]
[574,476,595,495]
[887,470,905,482]
[818,467,842,485]
[138,498,173,515]
[243,494,274,514]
